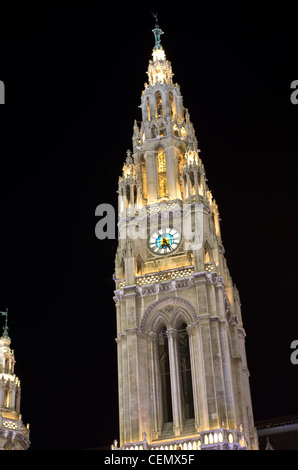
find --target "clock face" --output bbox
[148,228,181,255]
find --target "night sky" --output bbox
[0,2,297,450]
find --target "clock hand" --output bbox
[161,238,172,249]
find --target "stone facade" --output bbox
[0,325,30,450]
[113,21,258,451]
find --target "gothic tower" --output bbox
[113,20,258,450]
[0,311,30,450]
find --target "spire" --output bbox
[151,13,164,50]
[265,437,274,450]
[0,307,30,449]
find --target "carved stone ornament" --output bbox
[140,296,198,332]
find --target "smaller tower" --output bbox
[0,309,30,450]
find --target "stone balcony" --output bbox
[111,426,247,451]
[115,263,218,290]
[0,413,30,450]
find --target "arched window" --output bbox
[125,185,131,208]
[157,148,167,198]
[204,242,212,263]
[173,123,179,137]
[158,327,173,423]
[159,124,166,137]
[178,325,194,420]
[155,91,163,118]
[169,92,175,119]
[4,386,9,408]
[136,255,143,276]
[140,154,147,200]
[177,148,185,198]
[189,171,195,195]
[151,125,157,139]
[147,97,151,121]
[4,353,9,373]
[181,126,187,139]
[198,172,203,195]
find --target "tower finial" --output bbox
[151,12,164,50]
[0,307,9,337]
[151,12,158,26]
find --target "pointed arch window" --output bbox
[173,123,179,137]
[204,242,212,263]
[158,327,173,424]
[157,148,168,198]
[148,308,197,437]
[151,125,157,139]
[125,185,131,208]
[169,92,175,119]
[177,148,185,198]
[136,255,143,276]
[178,325,194,420]
[189,171,196,195]
[4,386,9,408]
[155,91,163,119]
[147,97,151,121]
[181,126,187,139]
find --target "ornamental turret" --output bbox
[0,310,30,450]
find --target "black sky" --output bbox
[0,1,297,450]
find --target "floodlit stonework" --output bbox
[0,320,30,450]
[113,19,258,451]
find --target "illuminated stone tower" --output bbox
[0,311,30,450]
[113,19,258,450]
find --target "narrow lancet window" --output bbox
[155,91,163,118]
[169,92,175,119]
[158,328,173,423]
[147,97,151,121]
[157,148,167,198]
[178,326,194,420]
[204,243,212,263]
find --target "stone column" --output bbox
[218,321,237,430]
[167,328,183,436]
[182,174,186,199]
[186,172,191,198]
[126,328,141,443]
[116,335,126,447]
[130,183,134,206]
[148,332,162,439]
[137,186,141,209]
[187,322,209,432]
[15,386,21,415]
[199,316,218,428]
[165,147,177,200]
[0,380,4,408]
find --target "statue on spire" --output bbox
[0,307,9,337]
[151,12,164,49]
